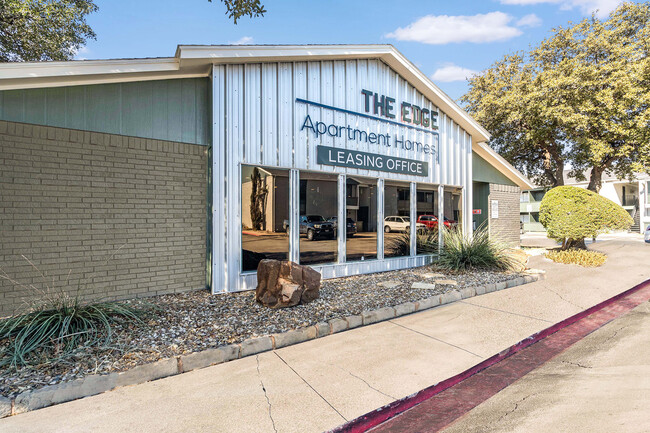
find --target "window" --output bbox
[444,186,463,233]
[241,165,290,272]
[416,184,438,255]
[299,172,338,265]
[346,177,377,262]
[384,181,411,258]
[520,193,529,203]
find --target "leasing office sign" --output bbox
[317,145,428,176]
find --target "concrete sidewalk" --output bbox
[1,240,649,433]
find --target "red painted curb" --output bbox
[328,278,650,433]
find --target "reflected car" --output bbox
[299,215,335,241]
[417,215,457,229]
[645,225,650,243]
[327,216,357,237]
[383,216,425,233]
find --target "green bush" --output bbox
[437,226,515,271]
[539,186,633,249]
[545,249,607,267]
[0,294,146,368]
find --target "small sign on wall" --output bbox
[472,209,482,214]
[491,200,499,219]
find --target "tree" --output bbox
[0,0,98,62]
[208,0,266,24]
[462,2,650,191]
[539,186,633,249]
[250,167,268,231]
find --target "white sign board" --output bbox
[491,200,499,219]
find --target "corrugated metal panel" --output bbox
[213,59,472,292]
[0,78,210,145]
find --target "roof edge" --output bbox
[473,141,533,190]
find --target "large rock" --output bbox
[255,260,321,308]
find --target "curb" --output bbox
[1,271,544,418]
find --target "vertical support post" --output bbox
[289,169,300,263]
[211,65,226,294]
[410,182,417,256]
[638,180,644,234]
[438,184,444,253]
[377,178,385,260]
[338,174,346,263]
[466,137,474,237]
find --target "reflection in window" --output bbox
[384,181,411,258]
[444,187,463,232]
[346,177,377,262]
[241,166,290,272]
[416,184,438,255]
[299,172,338,265]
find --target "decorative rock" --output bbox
[422,273,445,279]
[377,280,401,288]
[255,260,321,308]
[506,248,530,272]
[434,279,458,286]
[411,282,436,290]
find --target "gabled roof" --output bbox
[0,44,532,188]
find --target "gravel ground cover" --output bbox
[0,264,522,398]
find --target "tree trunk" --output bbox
[587,166,603,192]
[564,238,587,250]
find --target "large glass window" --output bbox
[299,172,338,265]
[346,177,377,261]
[416,184,438,255]
[241,165,290,272]
[444,186,463,232]
[384,181,411,258]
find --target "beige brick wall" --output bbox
[0,121,207,316]
[488,184,521,246]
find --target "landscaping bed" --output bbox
[0,264,523,398]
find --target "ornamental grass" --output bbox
[545,249,607,267]
[437,226,516,272]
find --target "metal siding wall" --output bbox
[212,59,472,292]
[211,65,227,293]
[0,78,210,145]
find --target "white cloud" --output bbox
[516,13,542,27]
[230,36,254,45]
[500,0,622,19]
[431,64,479,83]
[73,46,91,60]
[386,12,522,45]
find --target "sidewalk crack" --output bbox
[256,355,278,433]
[560,360,592,369]
[274,352,348,422]
[459,301,553,323]
[338,367,397,401]
[388,321,484,359]
[542,287,585,311]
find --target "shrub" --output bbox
[545,249,607,267]
[437,226,515,271]
[539,186,633,249]
[0,293,147,368]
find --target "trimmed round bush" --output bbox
[539,186,633,248]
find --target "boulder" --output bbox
[255,260,321,308]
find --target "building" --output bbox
[0,45,531,315]
[521,170,649,233]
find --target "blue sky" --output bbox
[81,0,636,102]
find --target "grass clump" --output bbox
[545,249,606,267]
[0,294,146,368]
[438,226,515,271]
[386,229,440,256]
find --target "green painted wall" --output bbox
[472,181,489,229]
[472,152,517,186]
[0,78,210,145]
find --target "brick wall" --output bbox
[0,121,207,316]
[488,184,521,246]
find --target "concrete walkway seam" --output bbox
[2,272,541,418]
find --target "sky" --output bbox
[80,0,639,102]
